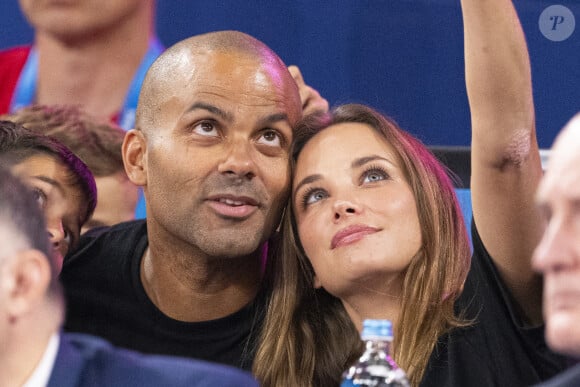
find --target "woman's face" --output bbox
[11,154,87,271]
[292,122,422,299]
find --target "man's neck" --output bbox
[34,10,152,121]
[141,240,263,322]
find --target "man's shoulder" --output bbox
[61,220,147,286]
[52,333,258,387]
[65,220,147,260]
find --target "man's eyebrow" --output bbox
[293,174,322,197]
[186,102,233,122]
[257,113,290,127]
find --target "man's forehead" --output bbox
[176,53,299,115]
[537,118,580,203]
[550,120,580,172]
[183,50,292,90]
[139,39,301,131]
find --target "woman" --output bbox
[0,120,96,270]
[254,0,566,385]
[256,103,564,386]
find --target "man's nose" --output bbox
[217,139,257,179]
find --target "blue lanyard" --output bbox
[10,37,165,130]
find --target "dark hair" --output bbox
[0,166,61,294]
[0,120,97,224]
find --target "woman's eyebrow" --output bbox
[351,155,395,169]
[293,174,322,197]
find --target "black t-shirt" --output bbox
[420,222,568,386]
[60,220,265,371]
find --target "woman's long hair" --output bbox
[254,104,471,386]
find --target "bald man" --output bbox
[533,113,580,387]
[60,30,313,370]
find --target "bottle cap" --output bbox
[361,319,393,341]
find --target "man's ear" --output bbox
[123,129,148,187]
[4,250,51,319]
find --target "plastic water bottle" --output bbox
[341,319,410,387]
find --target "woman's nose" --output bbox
[333,199,361,221]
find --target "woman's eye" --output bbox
[362,168,388,184]
[192,121,218,137]
[257,129,282,147]
[302,188,327,207]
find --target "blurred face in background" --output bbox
[533,114,580,358]
[11,154,87,271]
[18,0,150,42]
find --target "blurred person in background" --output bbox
[3,104,139,232]
[0,120,96,270]
[0,0,160,130]
[533,113,580,387]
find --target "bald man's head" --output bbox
[532,112,580,358]
[135,30,301,134]
[122,30,302,258]
[542,113,580,184]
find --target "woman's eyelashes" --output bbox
[360,164,390,184]
[300,186,328,208]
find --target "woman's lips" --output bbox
[331,225,380,249]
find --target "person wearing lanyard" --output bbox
[0,1,161,131]
[0,1,161,221]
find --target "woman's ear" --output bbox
[122,129,148,186]
[3,249,51,320]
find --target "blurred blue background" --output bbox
[1,0,578,148]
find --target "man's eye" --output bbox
[192,121,218,136]
[257,130,282,147]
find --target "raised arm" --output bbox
[461,0,543,324]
